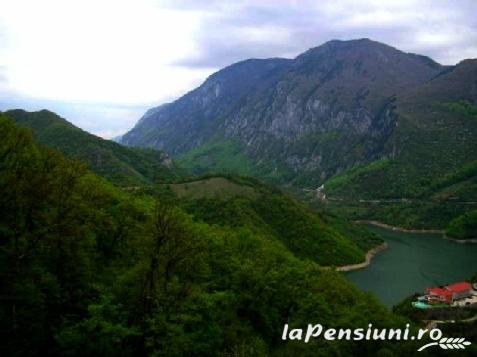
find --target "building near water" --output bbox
[425,281,473,304]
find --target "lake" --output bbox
[346,226,477,308]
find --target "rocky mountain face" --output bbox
[121,39,445,187]
[328,58,477,197]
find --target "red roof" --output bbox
[426,287,452,297]
[446,282,472,293]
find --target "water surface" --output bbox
[346,226,477,307]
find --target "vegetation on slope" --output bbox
[446,99,477,119]
[161,176,382,266]
[5,109,180,186]
[324,60,477,229]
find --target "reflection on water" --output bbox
[346,226,477,308]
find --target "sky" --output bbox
[0,0,476,138]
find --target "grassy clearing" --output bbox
[167,177,257,200]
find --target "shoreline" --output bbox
[336,243,389,272]
[357,220,477,244]
[324,220,476,273]
[443,235,477,244]
[355,220,444,234]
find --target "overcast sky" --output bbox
[1,0,476,138]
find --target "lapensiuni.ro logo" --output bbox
[282,323,472,352]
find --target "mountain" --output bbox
[121,38,444,186]
[5,109,180,186]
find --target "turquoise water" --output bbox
[345,226,477,308]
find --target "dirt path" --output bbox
[355,220,444,234]
[357,220,477,243]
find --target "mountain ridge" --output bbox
[121,38,446,186]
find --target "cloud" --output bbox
[0,0,476,136]
[0,66,7,82]
[172,0,477,68]
[0,0,211,104]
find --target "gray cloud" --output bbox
[173,0,477,68]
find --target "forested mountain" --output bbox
[5,109,179,186]
[325,59,477,231]
[1,113,427,356]
[121,39,444,186]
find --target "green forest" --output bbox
[2,113,465,356]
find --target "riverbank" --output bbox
[336,243,389,272]
[328,221,475,274]
[443,235,477,244]
[356,220,477,243]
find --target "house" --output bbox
[426,287,453,304]
[446,282,473,300]
[425,281,473,304]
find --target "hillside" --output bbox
[5,109,180,186]
[324,59,477,230]
[122,39,444,186]
[159,175,383,266]
[1,113,417,356]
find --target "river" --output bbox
[346,226,477,308]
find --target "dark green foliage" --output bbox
[446,210,477,239]
[1,115,417,356]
